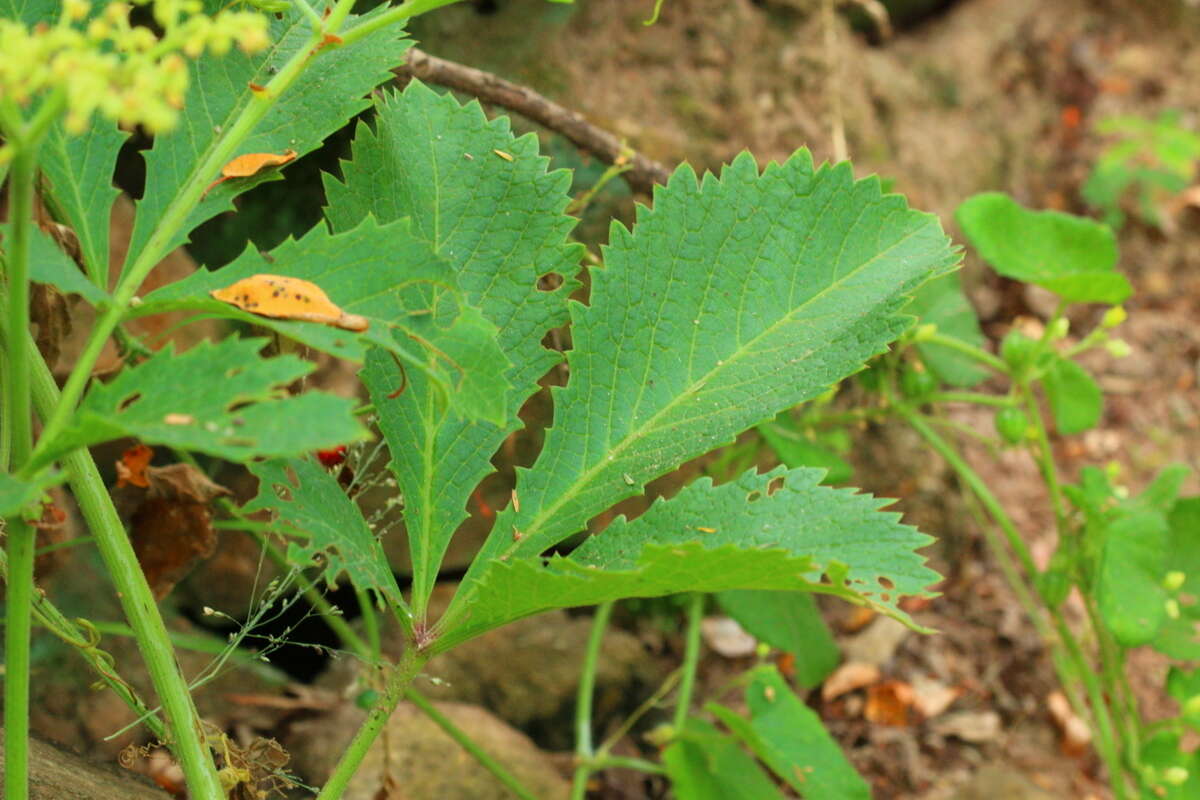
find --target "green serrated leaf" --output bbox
[1151,498,1200,660]
[1043,355,1102,435]
[244,458,405,605]
[716,590,839,689]
[454,151,958,606]
[906,271,987,387]
[1096,510,1170,647]
[437,467,937,650]
[708,665,871,799]
[39,115,128,284]
[126,3,410,263]
[136,216,510,425]
[956,192,1130,305]
[662,719,785,800]
[326,82,580,615]
[35,338,366,468]
[1,224,110,305]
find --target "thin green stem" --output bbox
[339,0,464,46]
[673,594,705,732]
[899,406,1128,796]
[597,669,680,755]
[4,518,36,800]
[315,644,429,800]
[923,331,1008,373]
[405,688,538,800]
[899,408,1040,580]
[570,600,616,800]
[588,754,666,775]
[1020,385,1067,528]
[356,585,381,659]
[566,156,633,216]
[289,0,325,30]
[929,391,1013,408]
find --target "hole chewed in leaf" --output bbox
[536,272,564,292]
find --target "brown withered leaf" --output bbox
[130,497,219,600]
[145,462,231,503]
[120,458,231,600]
[30,282,71,371]
[821,661,881,702]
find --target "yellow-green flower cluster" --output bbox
[0,0,270,138]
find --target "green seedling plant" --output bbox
[0,1,967,798]
[1083,110,1200,230]
[765,189,1198,799]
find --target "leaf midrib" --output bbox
[505,218,931,561]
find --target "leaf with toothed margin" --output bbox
[433,467,938,652]
[125,1,411,266]
[325,82,581,616]
[442,149,958,624]
[135,216,510,425]
[32,338,366,470]
[245,457,405,607]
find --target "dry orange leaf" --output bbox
[210,274,369,332]
[116,443,154,488]
[205,148,297,194]
[864,679,914,726]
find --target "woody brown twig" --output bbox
[395,48,673,196]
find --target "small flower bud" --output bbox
[1102,305,1126,329]
[1164,571,1186,592]
[1047,317,1070,341]
[1164,767,1189,786]
[1105,339,1132,358]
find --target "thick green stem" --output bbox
[673,594,705,731]
[570,600,615,800]
[315,644,429,800]
[17,329,225,799]
[3,136,40,800]
[5,144,35,468]
[4,518,36,800]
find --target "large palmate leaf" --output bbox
[446,150,958,619]
[33,338,365,468]
[125,3,410,264]
[708,666,871,799]
[39,115,128,284]
[434,468,937,651]
[956,192,1131,305]
[245,458,404,606]
[136,216,509,424]
[327,82,580,615]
